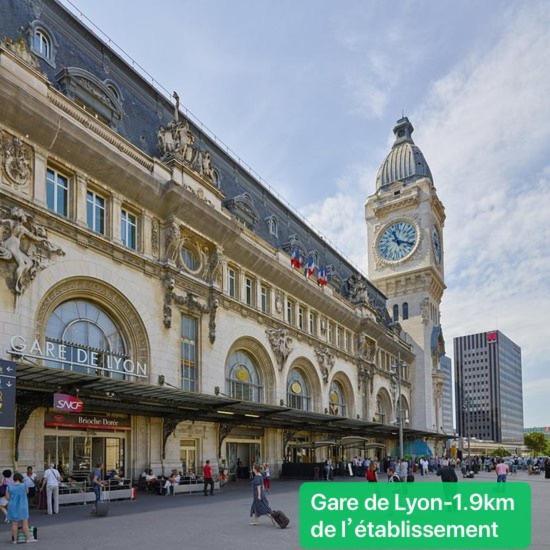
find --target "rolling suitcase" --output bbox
[93,486,110,517]
[271,510,290,529]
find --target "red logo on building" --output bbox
[487,331,497,343]
[53,393,84,413]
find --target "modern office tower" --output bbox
[454,330,524,443]
[440,355,454,434]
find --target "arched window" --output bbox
[266,215,278,238]
[402,302,409,320]
[375,389,392,424]
[181,245,200,271]
[33,29,51,59]
[329,381,347,417]
[392,304,399,322]
[397,396,410,425]
[226,351,263,402]
[287,369,311,411]
[45,299,127,379]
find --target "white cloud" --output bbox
[304,1,550,426]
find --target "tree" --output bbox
[490,447,509,458]
[524,432,546,456]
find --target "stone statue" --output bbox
[200,151,214,181]
[266,328,293,371]
[172,91,180,123]
[164,220,185,266]
[314,346,335,384]
[358,335,376,364]
[0,206,64,294]
[2,134,32,187]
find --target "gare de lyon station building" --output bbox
[0,0,447,480]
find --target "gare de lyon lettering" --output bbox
[8,335,148,378]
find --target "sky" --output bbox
[59,0,550,427]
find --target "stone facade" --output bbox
[0,16,427,479]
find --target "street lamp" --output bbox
[392,352,404,461]
[462,393,472,464]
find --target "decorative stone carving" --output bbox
[207,288,220,344]
[0,206,64,295]
[0,36,39,69]
[265,328,293,371]
[223,192,258,229]
[357,362,374,394]
[274,290,284,314]
[1,132,33,189]
[314,346,335,384]
[157,115,218,185]
[151,218,160,257]
[204,246,223,285]
[357,335,377,364]
[346,274,391,325]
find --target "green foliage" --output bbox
[523,432,546,456]
[490,447,509,457]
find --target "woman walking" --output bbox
[365,461,378,482]
[249,464,271,525]
[7,472,36,543]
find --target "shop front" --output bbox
[42,411,130,480]
[223,427,264,480]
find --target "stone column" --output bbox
[142,212,153,257]
[112,195,122,244]
[75,174,87,227]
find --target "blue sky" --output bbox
[60,0,550,427]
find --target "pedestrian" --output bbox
[440,463,458,482]
[495,459,509,483]
[323,459,333,481]
[0,469,14,522]
[23,467,37,504]
[398,459,408,479]
[42,463,61,515]
[544,458,550,480]
[387,467,400,482]
[203,460,214,496]
[6,473,36,543]
[249,464,271,525]
[263,463,271,492]
[91,462,104,510]
[365,462,378,482]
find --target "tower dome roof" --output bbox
[375,117,432,190]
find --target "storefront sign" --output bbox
[0,360,16,429]
[53,393,84,413]
[45,411,131,431]
[8,335,147,378]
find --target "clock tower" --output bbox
[366,117,446,433]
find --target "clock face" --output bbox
[377,221,417,262]
[432,227,442,264]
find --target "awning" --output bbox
[14,362,446,439]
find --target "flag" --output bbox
[305,255,316,278]
[317,266,328,286]
[290,247,303,269]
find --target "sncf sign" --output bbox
[53,393,84,413]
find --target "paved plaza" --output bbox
[2,471,547,550]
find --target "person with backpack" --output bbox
[387,467,401,482]
[42,463,61,515]
[7,472,36,543]
[0,469,14,522]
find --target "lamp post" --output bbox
[462,393,472,464]
[392,352,404,461]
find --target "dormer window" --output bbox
[34,29,50,59]
[29,21,57,67]
[266,215,278,237]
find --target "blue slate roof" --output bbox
[0,0,390,321]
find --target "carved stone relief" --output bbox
[421,297,430,325]
[314,346,335,384]
[151,218,160,258]
[1,132,33,193]
[157,120,217,184]
[265,327,293,371]
[357,335,377,364]
[0,206,64,295]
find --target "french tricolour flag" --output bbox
[305,256,316,278]
[290,247,303,269]
[317,266,328,287]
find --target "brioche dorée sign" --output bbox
[44,411,131,431]
[53,393,84,413]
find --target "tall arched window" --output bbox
[45,299,127,379]
[34,29,51,59]
[392,304,399,322]
[397,395,410,425]
[287,369,311,411]
[329,381,347,417]
[402,302,409,320]
[226,351,263,402]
